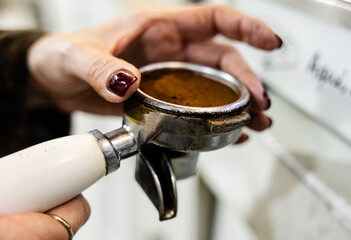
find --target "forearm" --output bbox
[0,30,45,99]
[0,31,70,157]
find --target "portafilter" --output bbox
[0,62,250,220]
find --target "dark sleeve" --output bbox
[0,31,70,157]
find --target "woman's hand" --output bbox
[28,4,281,128]
[0,195,90,240]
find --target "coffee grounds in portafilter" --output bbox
[140,69,239,107]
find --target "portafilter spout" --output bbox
[135,144,199,220]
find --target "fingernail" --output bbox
[263,91,271,110]
[239,133,249,142]
[274,34,283,48]
[234,133,249,144]
[108,70,137,97]
[268,117,273,128]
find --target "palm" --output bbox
[118,21,185,67]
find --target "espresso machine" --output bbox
[0,62,250,220]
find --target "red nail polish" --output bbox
[108,70,137,97]
[274,34,283,48]
[239,133,249,142]
[234,133,249,144]
[263,91,271,110]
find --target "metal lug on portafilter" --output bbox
[135,144,199,221]
[135,144,177,221]
[166,151,198,180]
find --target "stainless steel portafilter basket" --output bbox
[124,62,251,152]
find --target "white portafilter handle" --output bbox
[0,128,136,217]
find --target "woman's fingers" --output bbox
[0,195,90,240]
[117,18,185,67]
[65,45,141,103]
[247,111,272,131]
[110,5,280,60]
[28,34,141,106]
[171,5,282,50]
[185,41,270,111]
[186,41,272,132]
[62,5,281,105]
[234,132,249,144]
[46,194,91,236]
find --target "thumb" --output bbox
[69,47,141,103]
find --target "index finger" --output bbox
[170,5,281,50]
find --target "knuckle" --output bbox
[80,197,91,223]
[87,57,113,84]
[73,195,91,232]
[55,38,77,64]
